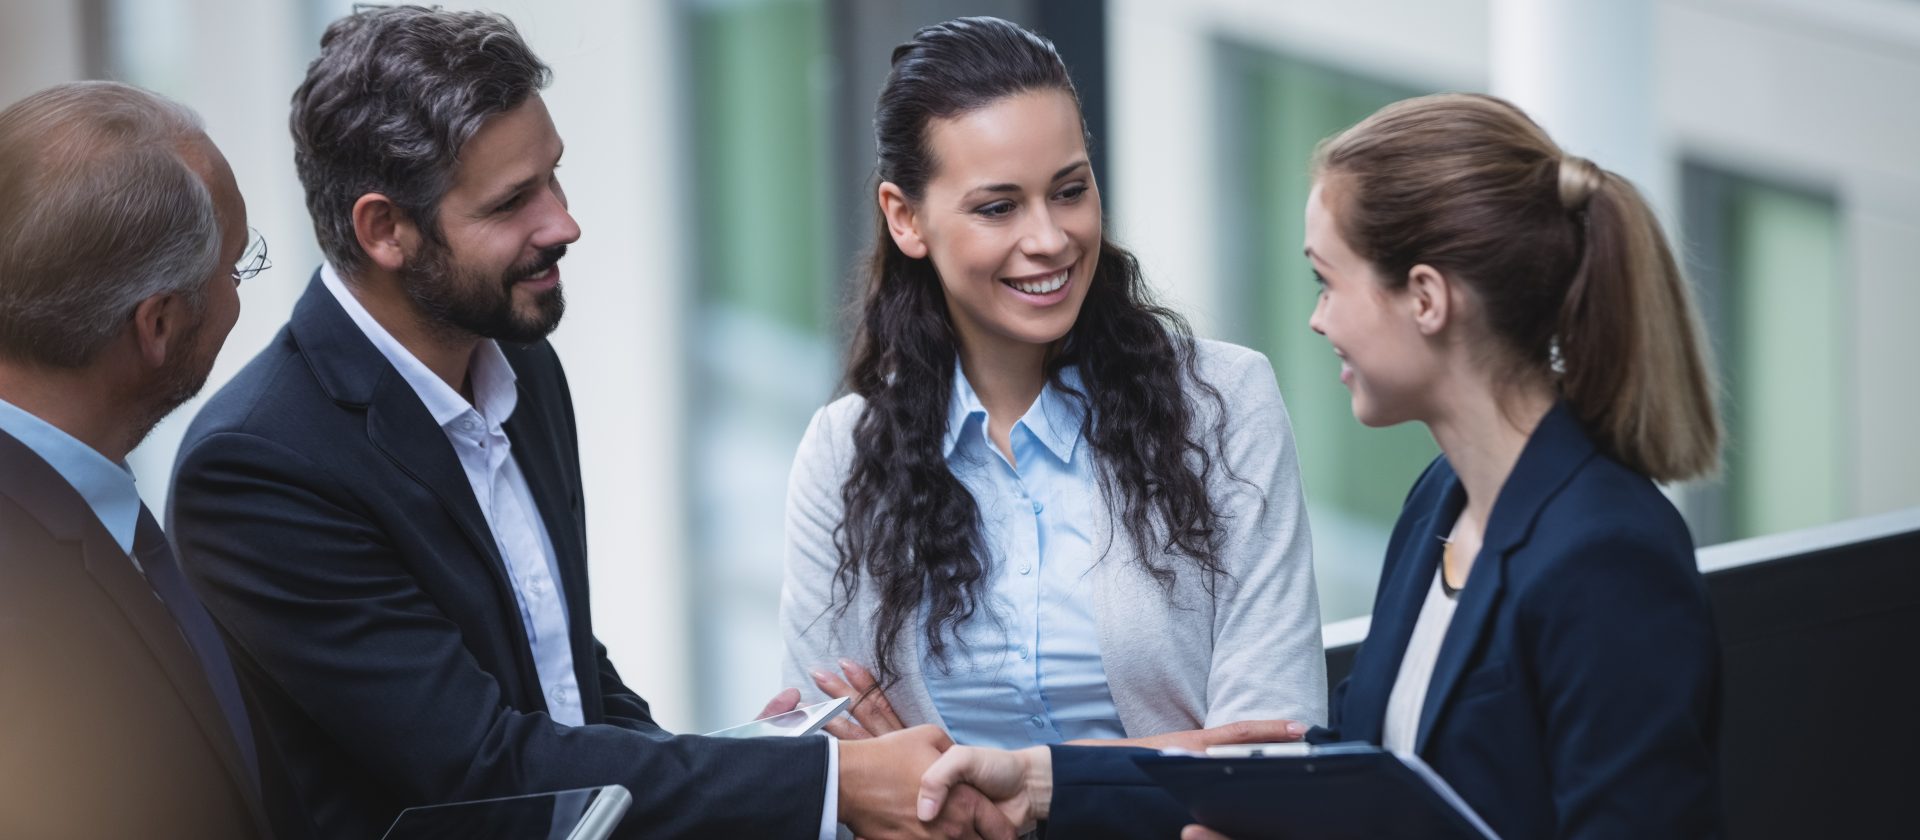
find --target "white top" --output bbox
[321,264,583,727]
[1382,566,1460,755]
[782,339,1327,739]
[923,361,1122,747]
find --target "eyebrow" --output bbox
[477,146,565,211]
[973,160,1090,195]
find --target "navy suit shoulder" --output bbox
[1330,403,1720,839]
[169,275,825,840]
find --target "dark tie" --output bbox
[133,505,261,784]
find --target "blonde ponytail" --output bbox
[1558,171,1721,482]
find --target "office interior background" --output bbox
[2,0,1914,734]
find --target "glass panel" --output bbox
[1685,166,1845,543]
[1216,44,1437,623]
[686,0,838,731]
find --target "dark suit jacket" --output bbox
[168,274,826,840]
[1,429,270,839]
[1046,402,1721,839]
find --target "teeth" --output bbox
[1010,269,1068,295]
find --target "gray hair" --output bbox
[292,4,551,273]
[0,81,219,368]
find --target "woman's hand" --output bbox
[1068,718,1308,751]
[1182,825,1232,840]
[811,658,908,740]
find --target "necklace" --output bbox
[1439,538,1465,598]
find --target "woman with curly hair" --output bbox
[778,16,1325,752]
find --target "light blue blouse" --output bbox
[922,363,1127,748]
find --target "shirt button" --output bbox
[1017,644,1030,660]
[1019,564,1031,575]
[1028,715,1044,728]
[1030,500,1044,515]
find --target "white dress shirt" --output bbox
[322,265,583,726]
[324,267,838,838]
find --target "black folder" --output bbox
[1132,743,1498,840]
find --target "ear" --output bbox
[128,292,189,370]
[1406,263,1452,336]
[351,193,421,272]
[877,182,928,259]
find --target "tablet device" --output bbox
[705,696,850,738]
[1134,744,1499,840]
[381,785,632,840]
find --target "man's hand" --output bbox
[1182,826,1232,840]
[1070,718,1308,751]
[917,745,1052,834]
[839,725,1015,840]
[811,659,907,740]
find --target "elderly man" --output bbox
[0,81,270,838]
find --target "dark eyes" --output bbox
[973,182,1090,219]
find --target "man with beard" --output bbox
[167,7,1011,840]
[0,81,272,838]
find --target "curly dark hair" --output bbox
[835,17,1230,692]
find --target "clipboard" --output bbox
[1132,743,1500,840]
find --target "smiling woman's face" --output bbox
[1305,178,1438,428]
[890,88,1101,362]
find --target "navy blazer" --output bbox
[168,274,827,840]
[1,430,271,839]
[1045,403,1721,839]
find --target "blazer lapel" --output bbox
[1343,486,1458,745]
[1413,402,1596,753]
[288,273,530,676]
[0,433,262,825]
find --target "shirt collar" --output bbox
[939,358,1086,464]
[0,396,141,554]
[321,263,519,432]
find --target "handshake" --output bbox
[787,662,1308,840]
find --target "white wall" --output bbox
[0,0,84,106]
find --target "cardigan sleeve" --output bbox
[1200,346,1329,728]
[780,404,857,704]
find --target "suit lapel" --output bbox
[1343,486,1458,745]
[289,273,535,685]
[0,432,262,827]
[1412,402,1596,753]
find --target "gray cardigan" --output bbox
[779,339,1327,737]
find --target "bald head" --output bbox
[0,81,224,368]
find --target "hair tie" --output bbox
[1557,154,1601,211]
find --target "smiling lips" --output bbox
[1002,267,1071,301]
[518,265,560,291]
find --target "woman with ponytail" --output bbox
[918,93,1724,839]
[779,16,1325,754]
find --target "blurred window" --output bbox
[686,0,839,731]
[1683,165,1845,545]
[1215,44,1436,623]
